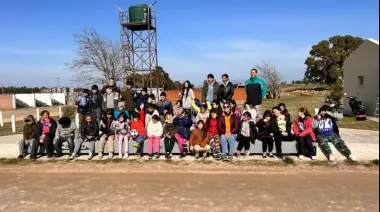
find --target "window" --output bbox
[358,76,364,86]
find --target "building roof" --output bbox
[367,38,379,45]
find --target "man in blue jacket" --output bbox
[245,68,267,120]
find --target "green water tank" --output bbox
[128,4,150,24]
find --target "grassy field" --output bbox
[0,96,378,137]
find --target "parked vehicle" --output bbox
[347,96,367,120]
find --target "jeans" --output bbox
[73,138,95,155]
[134,135,146,154]
[297,135,316,157]
[31,135,54,157]
[91,108,102,125]
[54,137,75,155]
[18,139,35,155]
[220,134,237,156]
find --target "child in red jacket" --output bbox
[292,107,316,160]
[131,104,147,158]
[204,109,221,160]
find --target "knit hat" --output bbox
[118,102,125,108]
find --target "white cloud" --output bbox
[160,39,311,84]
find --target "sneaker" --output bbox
[133,143,140,148]
[222,155,228,161]
[148,154,153,160]
[329,155,335,162]
[154,153,160,159]
[68,154,76,160]
[108,152,114,159]
[347,155,357,162]
[118,154,123,159]
[262,154,267,159]
[98,152,103,159]
[179,154,186,159]
[123,153,129,159]
[277,154,284,159]
[311,156,317,161]
[228,155,233,161]
[47,155,55,159]
[165,152,170,159]
[30,156,37,161]
[17,155,24,159]
[136,153,141,159]
[168,153,173,159]
[244,154,249,160]
[56,154,63,158]
[88,153,94,160]
[268,153,275,158]
[195,152,200,160]
[299,155,305,160]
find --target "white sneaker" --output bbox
[299,155,305,160]
[347,155,357,162]
[118,154,123,159]
[108,152,114,159]
[311,156,317,160]
[329,155,335,162]
[123,153,129,159]
[69,154,76,160]
[98,152,103,159]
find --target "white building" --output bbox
[343,38,379,117]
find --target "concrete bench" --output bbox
[56,139,307,155]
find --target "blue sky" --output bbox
[0,0,378,87]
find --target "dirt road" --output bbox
[0,164,378,212]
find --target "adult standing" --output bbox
[101,78,121,95]
[120,81,136,117]
[89,85,103,124]
[201,74,219,103]
[217,74,234,104]
[245,69,267,120]
[181,80,195,111]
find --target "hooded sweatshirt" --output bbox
[23,115,37,140]
[147,121,163,137]
[55,117,79,139]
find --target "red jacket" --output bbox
[131,109,147,136]
[206,118,218,135]
[292,116,316,141]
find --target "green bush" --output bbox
[330,81,344,101]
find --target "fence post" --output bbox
[11,115,16,133]
[75,113,79,128]
[59,106,62,118]
[0,111,3,127]
[36,108,40,120]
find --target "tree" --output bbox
[255,61,284,103]
[126,66,182,89]
[304,35,363,84]
[68,27,124,86]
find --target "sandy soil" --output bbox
[0,164,378,212]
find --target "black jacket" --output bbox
[237,121,257,143]
[82,120,99,140]
[89,92,103,109]
[217,81,234,101]
[256,119,275,139]
[35,118,57,140]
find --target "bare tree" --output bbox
[255,61,284,105]
[68,27,125,86]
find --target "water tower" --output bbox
[119,2,158,89]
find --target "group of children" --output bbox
[17,81,356,162]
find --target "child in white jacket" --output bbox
[242,103,257,123]
[147,115,163,159]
